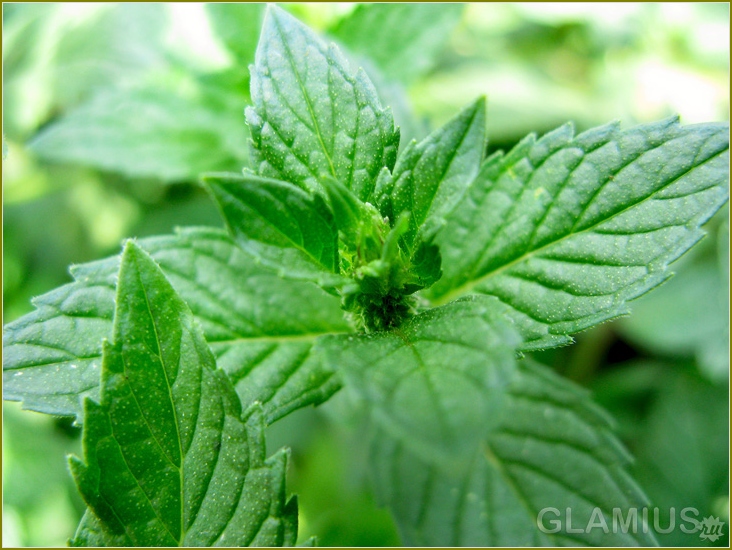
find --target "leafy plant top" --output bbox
[3,5,729,547]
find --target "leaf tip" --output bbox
[119,239,146,268]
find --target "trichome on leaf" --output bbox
[2,4,729,548]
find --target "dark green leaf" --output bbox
[329,4,464,84]
[370,359,658,546]
[69,241,297,546]
[317,295,520,461]
[204,172,342,284]
[429,118,730,350]
[30,87,249,182]
[246,5,400,201]
[3,227,349,422]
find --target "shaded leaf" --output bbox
[204,172,342,284]
[317,295,519,461]
[370,359,658,546]
[619,248,729,381]
[30,87,249,182]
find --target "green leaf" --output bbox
[317,295,520,461]
[30,87,249,182]
[369,359,658,546]
[206,3,264,67]
[49,4,168,108]
[429,118,730,350]
[379,97,486,246]
[377,97,486,291]
[68,241,297,546]
[3,227,349,423]
[329,3,464,85]
[626,369,728,546]
[204,172,343,285]
[320,176,365,246]
[618,248,729,381]
[70,510,131,547]
[246,5,400,201]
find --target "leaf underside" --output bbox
[69,242,296,546]
[429,118,729,351]
[3,227,348,423]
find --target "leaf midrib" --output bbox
[431,145,727,307]
[271,12,338,180]
[134,256,185,545]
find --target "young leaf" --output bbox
[429,118,730,350]
[320,175,366,246]
[204,172,343,285]
[29,86,249,183]
[317,295,520,461]
[381,97,486,248]
[3,227,349,423]
[379,97,486,292]
[369,359,658,546]
[329,3,464,85]
[246,5,400,201]
[68,241,297,546]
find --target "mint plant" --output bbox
[3,6,729,547]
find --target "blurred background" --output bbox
[2,3,729,546]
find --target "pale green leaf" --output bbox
[329,3,464,85]
[628,369,728,546]
[429,118,729,350]
[69,242,297,546]
[370,359,658,546]
[3,227,349,422]
[246,5,400,201]
[618,247,729,381]
[204,172,343,285]
[50,4,168,108]
[30,87,249,182]
[206,3,264,66]
[317,295,520,461]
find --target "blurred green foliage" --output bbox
[2,3,728,546]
